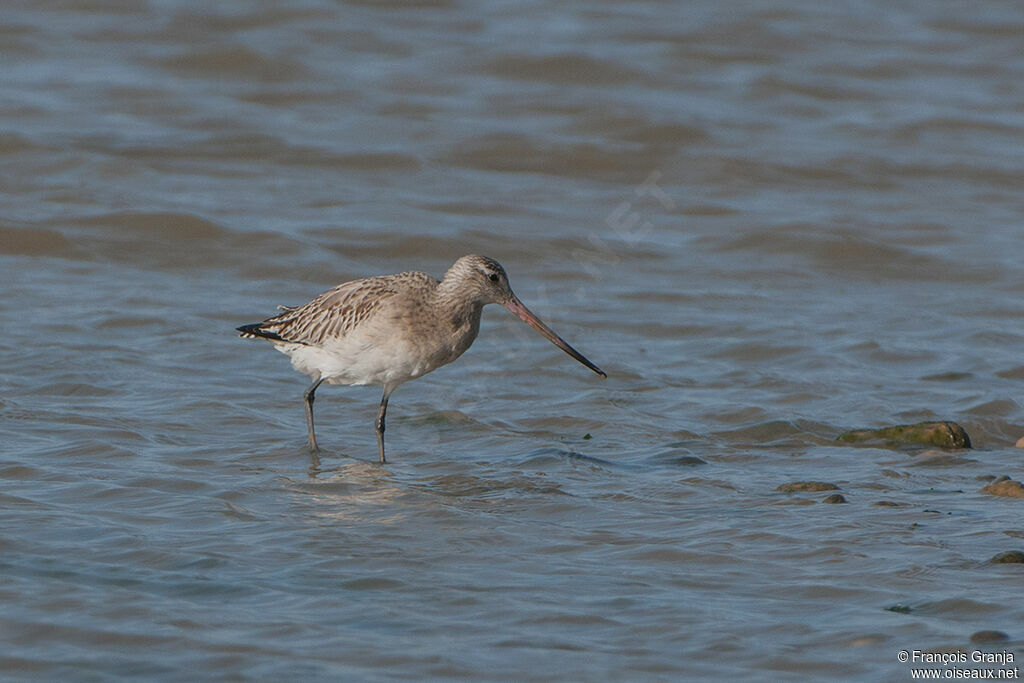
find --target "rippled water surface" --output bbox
[2,1,1024,680]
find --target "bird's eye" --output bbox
[488,272,499,282]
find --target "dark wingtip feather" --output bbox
[236,323,285,342]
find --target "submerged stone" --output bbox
[776,481,839,493]
[970,631,1010,643]
[990,551,1024,564]
[822,493,847,504]
[837,421,972,449]
[980,479,1024,498]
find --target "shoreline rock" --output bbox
[776,481,839,493]
[990,551,1024,564]
[980,477,1024,498]
[837,421,971,449]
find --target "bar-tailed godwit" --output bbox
[237,255,605,462]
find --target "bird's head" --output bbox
[443,255,606,378]
[446,254,514,306]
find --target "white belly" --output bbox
[274,334,467,389]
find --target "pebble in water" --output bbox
[989,551,1024,564]
[837,421,972,449]
[980,478,1024,498]
[776,481,840,493]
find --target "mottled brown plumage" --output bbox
[238,255,605,462]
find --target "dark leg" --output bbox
[375,388,392,464]
[303,375,325,451]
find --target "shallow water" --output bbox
[2,1,1024,680]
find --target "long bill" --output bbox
[503,295,607,378]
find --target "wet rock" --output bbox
[971,631,1010,643]
[980,479,1024,498]
[845,634,888,647]
[651,451,707,467]
[776,481,839,493]
[990,551,1024,564]
[873,500,909,507]
[778,497,817,507]
[908,450,975,467]
[909,454,978,471]
[837,421,971,449]
[886,604,912,614]
[912,449,950,459]
[822,493,847,504]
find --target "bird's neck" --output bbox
[433,277,485,331]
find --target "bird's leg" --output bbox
[375,388,392,464]
[303,375,325,451]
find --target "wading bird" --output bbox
[237,255,605,462]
